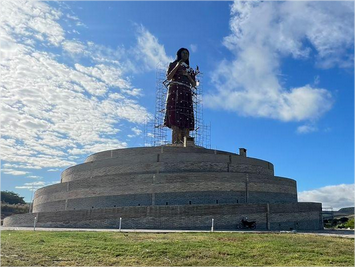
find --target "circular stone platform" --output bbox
[4,146,323,230]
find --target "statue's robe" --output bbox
[164,62,195,130]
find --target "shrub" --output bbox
[339,217,349,223]
[1,203,29,214]
[344,218,354,229]
[1,191,26,204]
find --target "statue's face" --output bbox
[181,50,189,61]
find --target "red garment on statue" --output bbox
[164,62,195,130]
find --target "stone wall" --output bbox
[5,145,322,231]
[63,148,274,183]
[33,171,297,212]
[4,203,322,230]
[85,146,233,162]
[33,146,292,213]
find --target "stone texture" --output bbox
[32,171,297,212]
[4,203,322,230]
[5,145,322,230]
[62,148,274,182]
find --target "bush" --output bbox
[1,191,26,205]
[344,218,354,229]
[339,217,349,223]
[1,203,29,214]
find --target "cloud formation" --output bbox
[205,1,353,123]
[133,24,174,70]
[0,1,171,176]
[1,169,29,176]
[15,181,59,191]
[299,184,354,210]
[297,124,318,134]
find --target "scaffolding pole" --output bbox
[145,64,211,148]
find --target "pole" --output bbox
[119,217,122,231]
[266,203,270,230]
[211,218,214,232]
[29,186,34,213]
[33,216,37,231]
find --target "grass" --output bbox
[1,230,354,266]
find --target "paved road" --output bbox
[1,227,353,238]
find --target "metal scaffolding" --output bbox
[144,64,211,148]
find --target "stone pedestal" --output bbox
[184,136,195,147]
[3,145,323,230]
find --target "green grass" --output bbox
[1,231,354,266]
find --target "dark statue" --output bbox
[164,48,199,144]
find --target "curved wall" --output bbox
[33,147,291,213]
[5,203,323,231]
[84,146,232,162]
[33,171,297,213]
[5,146,323,231]
[62,150,274,183]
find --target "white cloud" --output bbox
[123,88,142,97]
[74,63,131,89]
[15,179,62,192]
[297,124,318,134]
[0,0,65,47]
[62,40,85,54]
[313,75,320,86]
[128,126,142,138]
[133,24,174,70]
[47,168,60,172]
[206,1,353,123]
[68,141,127,156]
[1,169,29,176]
[2,163,42,170]
[299,184,354,210]
[132,127,142,136]
[15,181,47,191]
[0,0,155,175]
[189,44,198,53]
[66,14,79,21]
[27,175,42,179]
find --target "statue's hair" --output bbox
[173,48,190,66]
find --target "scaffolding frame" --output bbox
[145,64,211,148]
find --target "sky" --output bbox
[0,0,354,210]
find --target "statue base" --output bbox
[184,136,195,147]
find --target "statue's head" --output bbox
[176,48,190,65]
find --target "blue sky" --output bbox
[0,1,354,210]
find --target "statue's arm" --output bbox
[182,69,196,87]
[167,60,182,80]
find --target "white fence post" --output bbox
[119,217,122,231]
[211,218,214,232]
[33,216,38,231]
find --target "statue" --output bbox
[164,48,199,144]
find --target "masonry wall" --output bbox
[4,203,322,230]
[62,148,274,183]
[8,145,322,231]
[33,146,294,213]
[33,172,297,212]
[85,146,234,162]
